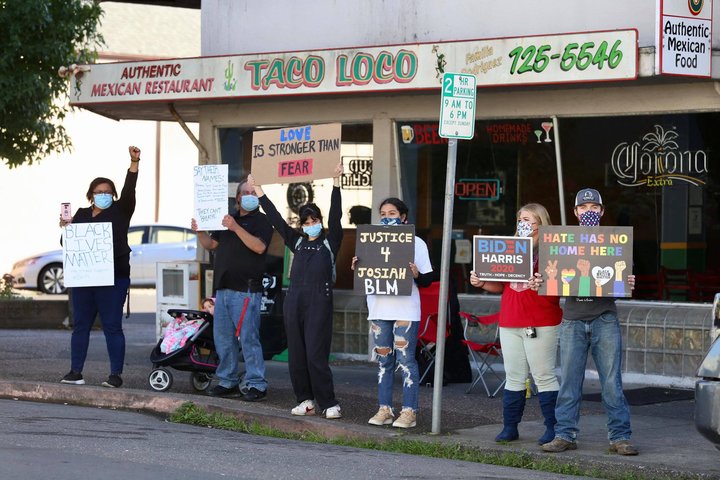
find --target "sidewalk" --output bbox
[0,290,717,479]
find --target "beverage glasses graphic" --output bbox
[400,125,414,144]
[541,122,553,142]
[534,130,543,143]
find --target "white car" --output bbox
[10,225,197,294]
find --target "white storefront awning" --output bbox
[69,30,647,122]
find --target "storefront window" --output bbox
[397,114,720,301]
[217,124,373,289]
[397,119,560,293]
[561,113,719,302]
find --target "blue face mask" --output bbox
[240,195,259,212]
[380,217,402,226]
[93,193,113,210]
[302,223,323,238]
[517,220,533,237]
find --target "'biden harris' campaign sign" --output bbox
[472,235,533,282]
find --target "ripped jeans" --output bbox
[371,320,420,411]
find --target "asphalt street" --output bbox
[0,400,594,480]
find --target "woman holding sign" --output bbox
[469,203,561,444]
[59,145,141,389]
[249,165,343,420]
[353,198,433,429]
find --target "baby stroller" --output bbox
[148,308,218,392]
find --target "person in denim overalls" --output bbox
[250,165,344,419]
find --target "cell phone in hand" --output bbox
[61,202,72,221]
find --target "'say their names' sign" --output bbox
[354,224,415,296]
[251,123,341,185]
[473,236,533,282]
[63,222,114,287]
[193,164,229,231]
[537,226,634,297]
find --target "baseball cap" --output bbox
[575,188,603,207]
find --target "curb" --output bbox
[0,380,396,442]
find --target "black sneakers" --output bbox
[208,385,241,397]
[60,371,85,385]
[101,374,123,388]
[61,371,122,387]
[240,387,267,402]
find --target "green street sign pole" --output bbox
[432,73,476,435]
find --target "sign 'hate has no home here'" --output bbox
[537,225,633,298]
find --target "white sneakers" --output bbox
[392,408,417,428]
[291,400,342,419]
[291,399,316,416]
[368,406,417,428]
[368,406,395,425]
[324,404,342,419]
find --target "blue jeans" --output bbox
[70,278,130,375]
[371,320,420,411]
[555,312,632,443]
[214,289,266,391]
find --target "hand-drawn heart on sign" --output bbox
[560,268,576,284]
[591,266,614,286]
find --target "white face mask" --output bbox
[517,220,533,237]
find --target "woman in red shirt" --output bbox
[470,203,561,445]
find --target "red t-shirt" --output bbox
[498,281,562,328]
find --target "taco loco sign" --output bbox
[69,30,637,105]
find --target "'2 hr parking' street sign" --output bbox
[439,72,476,139]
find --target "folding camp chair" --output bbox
[459,311,505,397]
[417,282,450,385]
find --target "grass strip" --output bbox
[169,401,700,480]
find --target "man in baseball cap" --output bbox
[574,188,604,227]
[574,188,603,208]
[537,186,638,456]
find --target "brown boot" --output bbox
[541,437,577,452]
[609,440,638,456]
